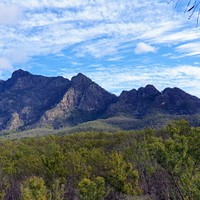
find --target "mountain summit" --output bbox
[0,69,199,130]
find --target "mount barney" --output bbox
[0,69,200,131]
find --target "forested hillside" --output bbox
[0,120,199,200]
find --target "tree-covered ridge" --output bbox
[0,120,199,199]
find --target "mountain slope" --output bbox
[105,85,200,118]
[0,69,71,130]
[0,69,200,131]
[38,73,117,128]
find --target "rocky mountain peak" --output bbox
[119,89,137,102]
[71,73,95,93]
[138,84,160,98]
[71,73,92,83]
[161,87,197,99]
[11,69,32,79]
[145,84,160,92]
[0,69,199,130]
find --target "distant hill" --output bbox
[0,69,200,131]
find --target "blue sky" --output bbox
[1,0,200,97]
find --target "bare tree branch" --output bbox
[197,7,200,26]
[170,0,200,26]
[184,0,193,13]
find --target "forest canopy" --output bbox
[0,120,199,199]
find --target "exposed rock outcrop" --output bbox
[0,69,200,130]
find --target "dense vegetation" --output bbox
[0,120,199,200]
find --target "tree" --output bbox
[105,152,141,195]
[78,177,107,200]
[170,0,200,26]
[49,179,65,200]
[166,119,191,136]
[148,122,200,199]
[20,176,48,200]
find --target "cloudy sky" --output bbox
[1,0,200,96]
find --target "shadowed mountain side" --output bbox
[0,69,199,130]
[105,85,161,118]
[38,73,118,128]
[0,69,71,130]
[105,85,200,118]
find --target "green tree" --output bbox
[148,121,200,199]
[166,119,191,136]
[20,176,48,200]
[65,151,91,184]
[49,179,65,200]
[41,139,65,183]
[78,176,106,200]
[105,152,141,195]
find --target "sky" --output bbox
[1,0,200,97]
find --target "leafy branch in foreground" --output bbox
[169,0,200,26]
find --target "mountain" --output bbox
[105,85,200,117]
[0,69,200,131]
[0,69,117,130]
[0,69,71,130]
[38,73,117,128]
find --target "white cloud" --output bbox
[73,38,120,58]
[148,28,200,44]
[176,42,200,56]
[135,42,156,54]
[0,48,28,74]
[8,48,29,64]
[4,0,91,9]
[0,0,199,81]
[61,65,200,97]
[0,57,13,70]
[0,0,181,62]
[0,3,22,25]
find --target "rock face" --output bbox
[0,69,200,130]
[105,85,200,118]
[154,87,200,115]
[39,73,117,128]
[106,85,161,118]
[0,70,117,130]
[0,69,72,130]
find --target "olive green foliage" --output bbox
[21,176,48,200]
[78,176,106,200]
[0,119,199,199]
[148,120,200,199]
[105,152,140,195]
[49,179,65,200]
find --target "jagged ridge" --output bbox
[0,69,200,130]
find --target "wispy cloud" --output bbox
[0,0,183,65]
[97,65,200,97]
[154,29,200,44]
[60,64,200,97]
[0,0,200,98]
[176,42,200,56]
